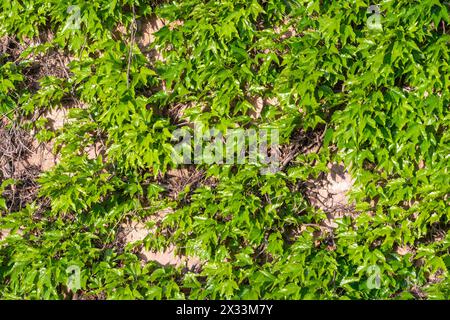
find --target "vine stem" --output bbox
[126,4,137,88]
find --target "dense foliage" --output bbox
[0,0,449,299]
